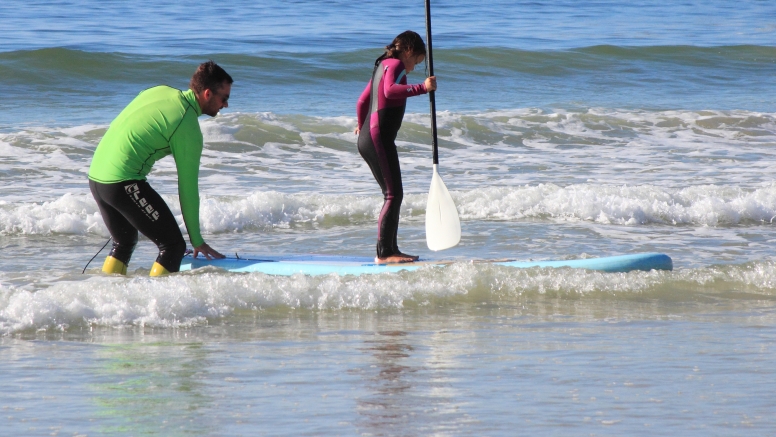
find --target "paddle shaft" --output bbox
[424,0,439,165]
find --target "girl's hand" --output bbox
[425,76,437,92]
[354,127,360,135]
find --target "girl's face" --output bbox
[399,51,425,73]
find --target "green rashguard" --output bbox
[88,86,206,248]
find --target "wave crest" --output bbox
[3,183,776,236]
[3,260,776,334]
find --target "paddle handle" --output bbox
[425,0,439,165]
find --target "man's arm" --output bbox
[170,111,224,259]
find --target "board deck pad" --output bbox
[180,252,673,276]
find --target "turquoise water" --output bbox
[2,0,776,435]
[2,0,776,127]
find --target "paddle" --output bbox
[424,0,461,251]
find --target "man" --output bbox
[88,61,231,276]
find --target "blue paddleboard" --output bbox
[180,252,672,276]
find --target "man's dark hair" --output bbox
[189,61,233,94]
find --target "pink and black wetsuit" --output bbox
[356,57,428,258]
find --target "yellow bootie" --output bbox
[149,262,170,277]
[102,256,127,275]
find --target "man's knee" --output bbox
[157,237,187,272]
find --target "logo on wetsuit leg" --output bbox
[124,183,160,222]
[125,183,139,195]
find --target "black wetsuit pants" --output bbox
[89,179,186,272]
[358,130,403,258]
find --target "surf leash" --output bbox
[82,237,112,274]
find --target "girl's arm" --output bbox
[356,81,371,130]
[382,59,428,99]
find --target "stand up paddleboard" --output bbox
[180,252,672,276]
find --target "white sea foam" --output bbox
[0,267,457,333]
[3,108,775,203]
[2,260,775,334]
[0,193,106,235]
[452,183,776,225]
[2,105,776,322]
[3,182,776,237]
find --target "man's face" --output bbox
[201,82,231,117]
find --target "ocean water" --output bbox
[2,0,776,435]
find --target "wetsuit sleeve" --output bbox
[170,111,205,248]
[356,81,371,130]
[382,62,428,99]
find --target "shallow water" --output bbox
[4,305,776,436]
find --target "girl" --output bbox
[355,30,437,264]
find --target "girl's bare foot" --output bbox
[375,253,419,264]
[395,252,419,261]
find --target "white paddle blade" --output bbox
[426,165,461,251]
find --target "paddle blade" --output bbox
[426,165,461,250]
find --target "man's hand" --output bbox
[193,242,225,260]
